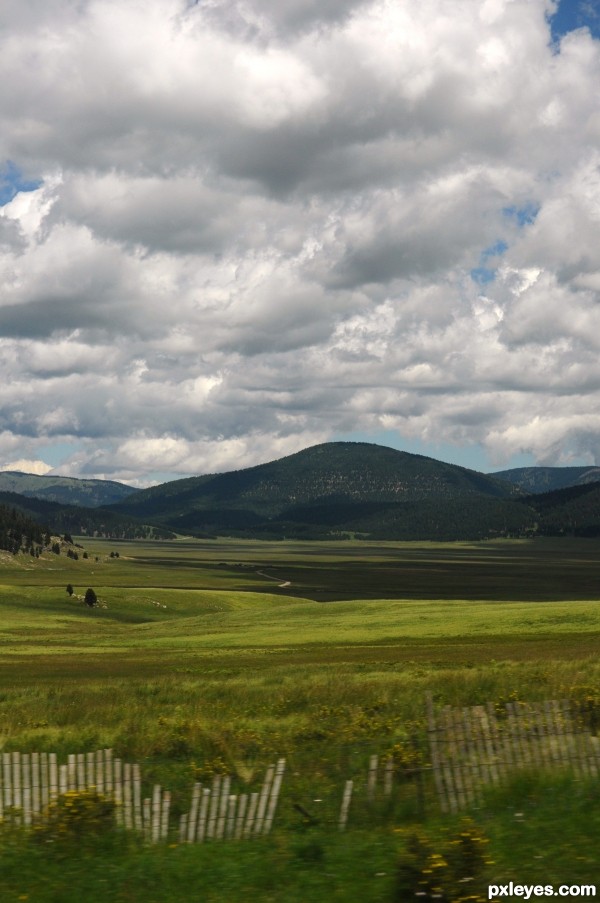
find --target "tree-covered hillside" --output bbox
[109,442,527,540]
[0,472,136,507]
[520,481,600,536]
[0,502,47,554]
[0,491,174,541]
[493,465,600,494]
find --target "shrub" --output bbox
[33,790,116,847]
[393,818,492,903]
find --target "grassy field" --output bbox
[1,536,599,901]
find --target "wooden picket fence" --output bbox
[179,758,286,843]
[338,754,398,830]
[3,697,598,838]
[427,698,600,812]
[0,749,285,843]
[337,697,600,827]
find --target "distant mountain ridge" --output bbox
[0,490,174,541]
[493,465,600,494]
[5,443,600,542]
[0,471,136,507]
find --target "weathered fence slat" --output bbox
[244,791,259,838]
[31,752,40,816]
[104,749,113,797]
[178,813,188,843]
[3,752,11,810]
[12,752,22,814]
[161,790,171,840]
[451,708,470,808]
[367,754,378,804]
[49,753,58,803]
[123,763,133,830]
[427,695,448,813]
[383,757,394,797]
[254,764,274,836]
[429,697,600,813]
[226,795,237,838]
[133,764,142,832]
[217,775,231,840]
[22,754,31,825]
[143,797,151,841]
[264,758,286,835]
[235,794,248,840]
[152,784,162,844]
[187,782,201,843]
[197,787,211,842]
[207,774,220,839]
[467,707,489,791]
[441,706,459,813]
[339,779,353,831]
[113,758,123,825]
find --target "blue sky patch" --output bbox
[471,266,497,285]
[0,161,42,207]
[503,203,540,227]
[548,0,600,46]
[470,240,508,285]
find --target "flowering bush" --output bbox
[33,790,115,846]
[394,818,493,902]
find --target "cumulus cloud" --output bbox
[0,0,599,479]
[0,459,53,476]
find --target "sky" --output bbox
[1,0,600,485]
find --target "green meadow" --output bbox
[1,536,599,901]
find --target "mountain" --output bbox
[0,491,175,541]
[492,465,600,494]
[7,442,600,542]
[0,472,137,507]
[518,481,600,537]
[109,441,530,540]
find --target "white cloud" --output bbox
[0,458,52,475]
[0,0,599,478]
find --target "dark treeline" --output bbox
[0,503,47,554]
[0,491,174,543]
